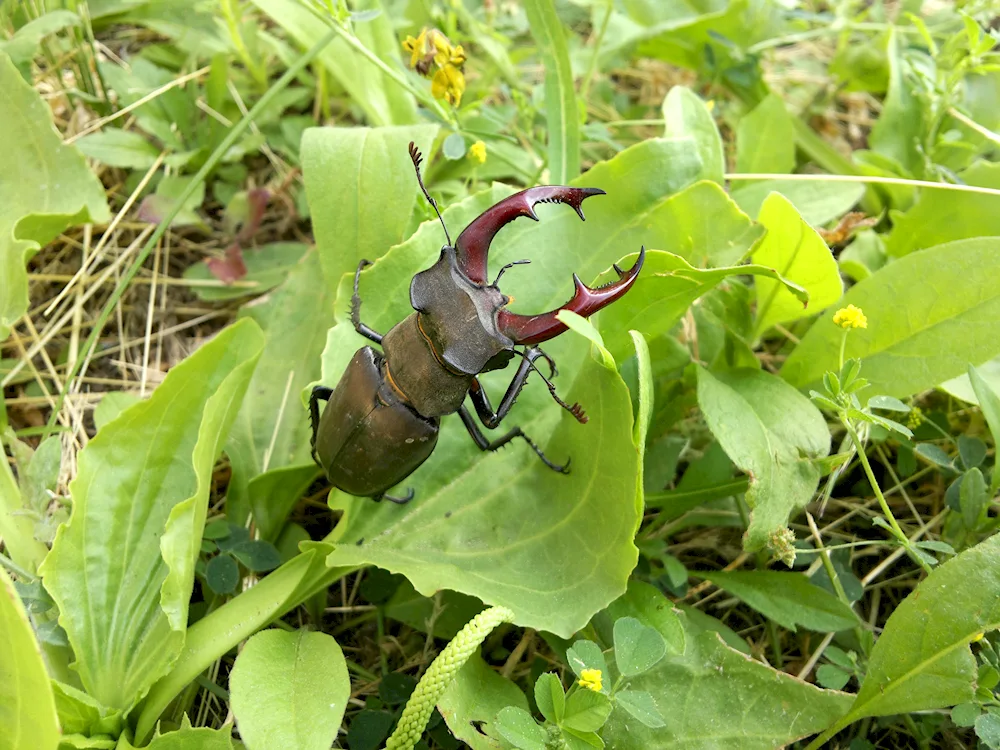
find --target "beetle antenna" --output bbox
[408,142,452,246]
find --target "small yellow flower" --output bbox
[578,668,603,692]
[833,304,868,330]
[431,64,465,106]
[402,29,429,70]
[907,406,924,430]
[468,140,487,164]
[972,632,986,643]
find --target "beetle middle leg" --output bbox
[352,259,384,344]
[457,405,569,474]
[371,488,416,505]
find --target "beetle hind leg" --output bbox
[309,386,334,465]
[458,405,570,474]
[371,488,416,505]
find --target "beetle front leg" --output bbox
[352,259,384,345]
[309,386,333,465]
[457,405,569,474]
[470,347,586,428]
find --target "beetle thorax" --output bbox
[408,246,514,375]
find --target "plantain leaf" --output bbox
[0,51,109,341]
[301,124,438,296]
[782,237,1000,399]
[40,320,264,710]
[438,654,528,750]
[663,87,723,184]
[224,250,331,530]
[0,566,59,750]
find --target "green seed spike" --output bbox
[384,605,515,750]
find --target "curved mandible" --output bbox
[496,246,646,345]
[454,186,605,284]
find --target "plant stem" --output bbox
[843,422,933,575]
[42,25,340,439]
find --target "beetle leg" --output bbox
[458,405,570,474]
[371,489,416,505]
[309,386,334,465]
[352,259,384,345]
[470,348,586,427]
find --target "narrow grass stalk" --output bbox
[42,26,340,440]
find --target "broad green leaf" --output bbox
[230,629,349,750]
[696,367,829,557]
[93,392,142,434]
[224,251,330,530]
[494,706,547,750]
[0,567,59,750]
[613,617,666,677]
[663,87,723,184]
[699,570,859,632]
[40,320,264,710]
[248,0,416,127]
[320,140,701,636]
[736,94,794,174]
[563,689,612,733]
[301,124,438,294]
[730,180,864,226]
[438,654,528,750]
[205,555,239,596]
[76,130,161,169]
[0,430,48,574]
[886,162,1000,257]
[941,356,1000,406]
[969,364,1000,494]
[600,582,852,749]
[752,192,842,338]
[534,672,565,724]
[614,690,665,729]
[823,533,1000,736]
[51,680,121,737]
[596,249,804,362]
[868,29,922,176]
[524,0,579,183]
[782,238,1000,399]
[183,242,309,302]
[839,229,887,282]
[0,52,109,340]
[594,580,685,657]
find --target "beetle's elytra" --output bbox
[310,143,645,504]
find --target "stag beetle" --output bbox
[309,144,645,504]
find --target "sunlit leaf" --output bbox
[663,87,723,184]
[782,237,1000,399]
[752,192,842,338]
[40,321,264,710]
[730,180,864,226]
[736,94,794,174]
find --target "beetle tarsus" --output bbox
[458,406,569,474]
[352,259,384,344]
[372,488,416,505]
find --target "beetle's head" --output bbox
[405,143,645,376]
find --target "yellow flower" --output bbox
[972,632,986,643]
[468,140,487,164]
[432,64,465,106]
[578,668,603,692]
[907,406,924,429]
[402,29,429,69]
[833,304,867,330]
